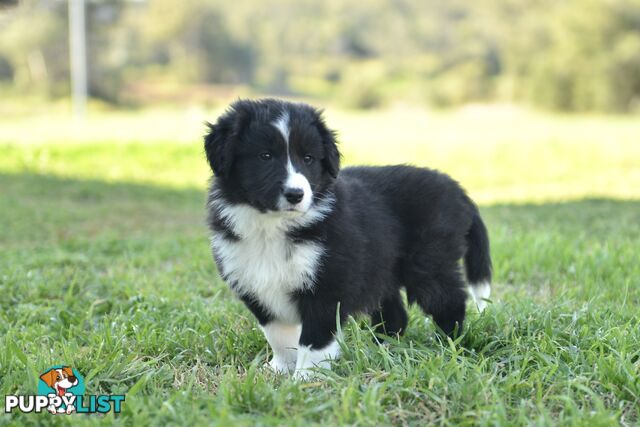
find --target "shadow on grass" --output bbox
[484,196,640,240]
[3,171,639,304]
[0,172,207,245]
[2,171,639,244]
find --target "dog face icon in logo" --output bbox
[40,367,78,396]
[38,366,85,414]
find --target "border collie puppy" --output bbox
[204,99,492,379]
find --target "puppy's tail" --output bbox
[464,211,492,312]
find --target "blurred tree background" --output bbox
[1,0,639,112]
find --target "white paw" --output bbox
[48,405,57,415]
[66,405,76,414]
[265,356,295,374]
[292,368,315,381]
[293,341,339,380]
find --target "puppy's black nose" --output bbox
[284,187,304,204]
[68,376,77,383]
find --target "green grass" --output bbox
[1,106,640,203]
[1,107,639,425]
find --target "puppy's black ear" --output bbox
[204,115,235,177]
[314,113,341,178]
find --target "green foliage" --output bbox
[508,0,640,112]
[1,0,640,110]
[137,0,255,84]
[0,54,13,80]
[0,0,68,96]
[335,61,388,109]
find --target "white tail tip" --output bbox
[469,282,491,312]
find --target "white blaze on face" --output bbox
[272,110,313,213]
[272,110,290,144]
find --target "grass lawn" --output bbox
[1,107,639,425]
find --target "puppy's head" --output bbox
[205,99,340,214]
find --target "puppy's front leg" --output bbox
[294,309,341,380]
[237,294,300,374]
[261,322,300,374]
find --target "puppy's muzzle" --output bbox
[283,187,304,205]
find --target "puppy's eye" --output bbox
[259,152,273,161]
[303,155,314,165]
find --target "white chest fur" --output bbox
[210,200,329,324]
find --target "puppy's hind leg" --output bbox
[408,270,467,338]
[370,291,408,342]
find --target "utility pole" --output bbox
[68,0,87,119]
